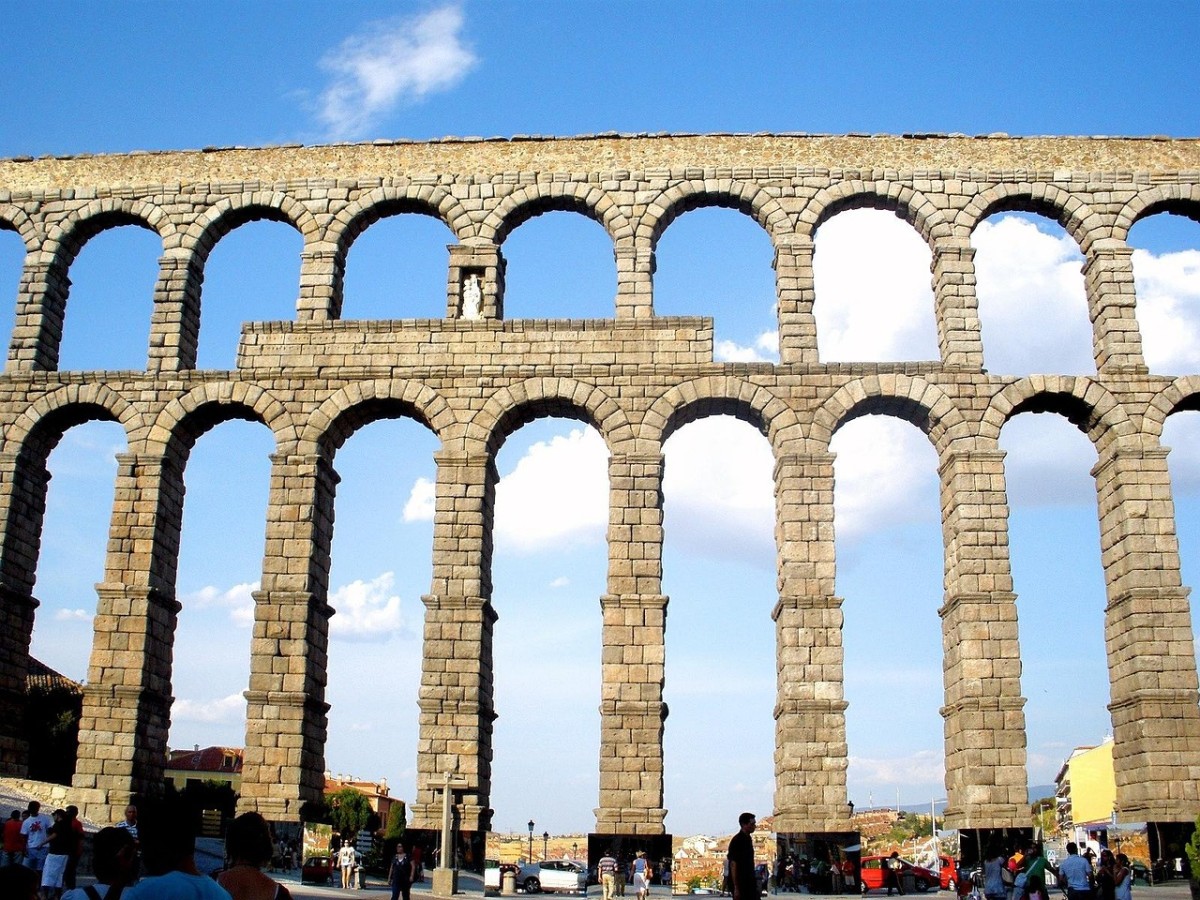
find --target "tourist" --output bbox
[3,809,24,866]
[63,806,84,890]
[216,812,291,900]
[20,802,53,874]
[599,848,618,900]
[728,813,759,900]
[615,853,626,897]
[115,804,140,884]
[886,852,905,897]
[62,826,137,900]
[633,851,652,900]
[1094,850,1116,900]
[41,808,74,899]
[1019,844,1050,900]
[1112,855,1131,900]
[123,802,231,900]
[338,840,357,889]
[983,845,1008,900]
[388,843,415,900]
[1056,843,1093,900]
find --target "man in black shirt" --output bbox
[728,813,759,900]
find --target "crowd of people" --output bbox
[979,841,1135,900]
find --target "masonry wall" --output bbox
[1,132,1198,833]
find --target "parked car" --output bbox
[302,856,335,885]
[936,855,960,892]
[487,859,521,893]
[860,856,936,893]
[519,859,589,893]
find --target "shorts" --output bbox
[42,852,69,888]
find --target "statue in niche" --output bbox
[462,273,483,320]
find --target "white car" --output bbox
[519,860,588,894]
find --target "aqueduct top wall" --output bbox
[0,133,1198,836]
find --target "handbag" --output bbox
[1013,872,1028,892]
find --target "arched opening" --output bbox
[999,412,1108,797]
[833,416,943,812]
[59,225,159,370]
[1128,210,1200,373]
[654,207,778,361]
[198,220,302,369]
[168,420,273,794]
[27,418,127,784]
[501,212,616,320]
[661,415,776,832]
[813,208,938,362]
[323,416,438,808]
[342,214,455,320]
[972,212,1090,375]
[0,228,24,357]
[489,417,606,836]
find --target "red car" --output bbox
[859,856,936,894]
[936,856,962,893]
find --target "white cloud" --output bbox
[831,418,940,540]
[329,572,407,641]
[403,476,436,522]
[972,216,1092,374]
[662,418,775,565]
[317,6,478,140]
[173,693,245,725]
[54,608,92,623]
[813,209,940,361]
[549,576,570,589]
[184,581,258,628]
[494,428,609,553]
[1133,247,1200,373]
[715,329,779,363]
[849,748,944,787]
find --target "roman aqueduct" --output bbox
[0,133,1198,843]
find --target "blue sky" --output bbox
[2,1,1200,839]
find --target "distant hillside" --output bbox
[867,785,1056,818]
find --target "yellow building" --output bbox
[1055,739,1115,841]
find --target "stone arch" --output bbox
[303,379,456,455]
[1144,375,1200,440]
[149,382,298,459]
[1114,185,1200,242]
[809,375,967,454]
[179,191,318,268]
[467,377,634,456]
[799,182,953,249]
[45,197,174,267]
[957,183,1105,253]
[480,181,633,247]
[980,376,1133,456]
[3,385,141,461]
[638,179,792,250]
[642,376,800,451]
[0,204,43,253]
[330,185,474,259]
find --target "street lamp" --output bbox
[574,842,579,862]
[543,831,549,861]
[528,821,535,862]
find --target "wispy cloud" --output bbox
[54,608,92,623]
[173,693,246,725]
[184,581,258,628]
[317,6,478,140]
[329,572,408,642]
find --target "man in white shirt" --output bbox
[19,801,53,872]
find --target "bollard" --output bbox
[502,870,517,895]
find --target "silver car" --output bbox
[519,860,588,894]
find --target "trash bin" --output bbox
[357,865,366,889]
[502,870,517,895]
[901,873,916,894]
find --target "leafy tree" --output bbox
[1031,797,1057,835]
[327,787,372,836]
[24,682,82,785]
[1184,816,1200,882]
[386,801,407,840]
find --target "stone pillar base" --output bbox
[432,867,459,896]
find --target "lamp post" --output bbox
[574,842,579,862]
[543,831,549,862]
[528,821,535,863]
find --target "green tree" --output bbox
[386,801,407,841]
[1030,797,1057,835]
[328,787,372,835]
[1184,816,1200,883]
